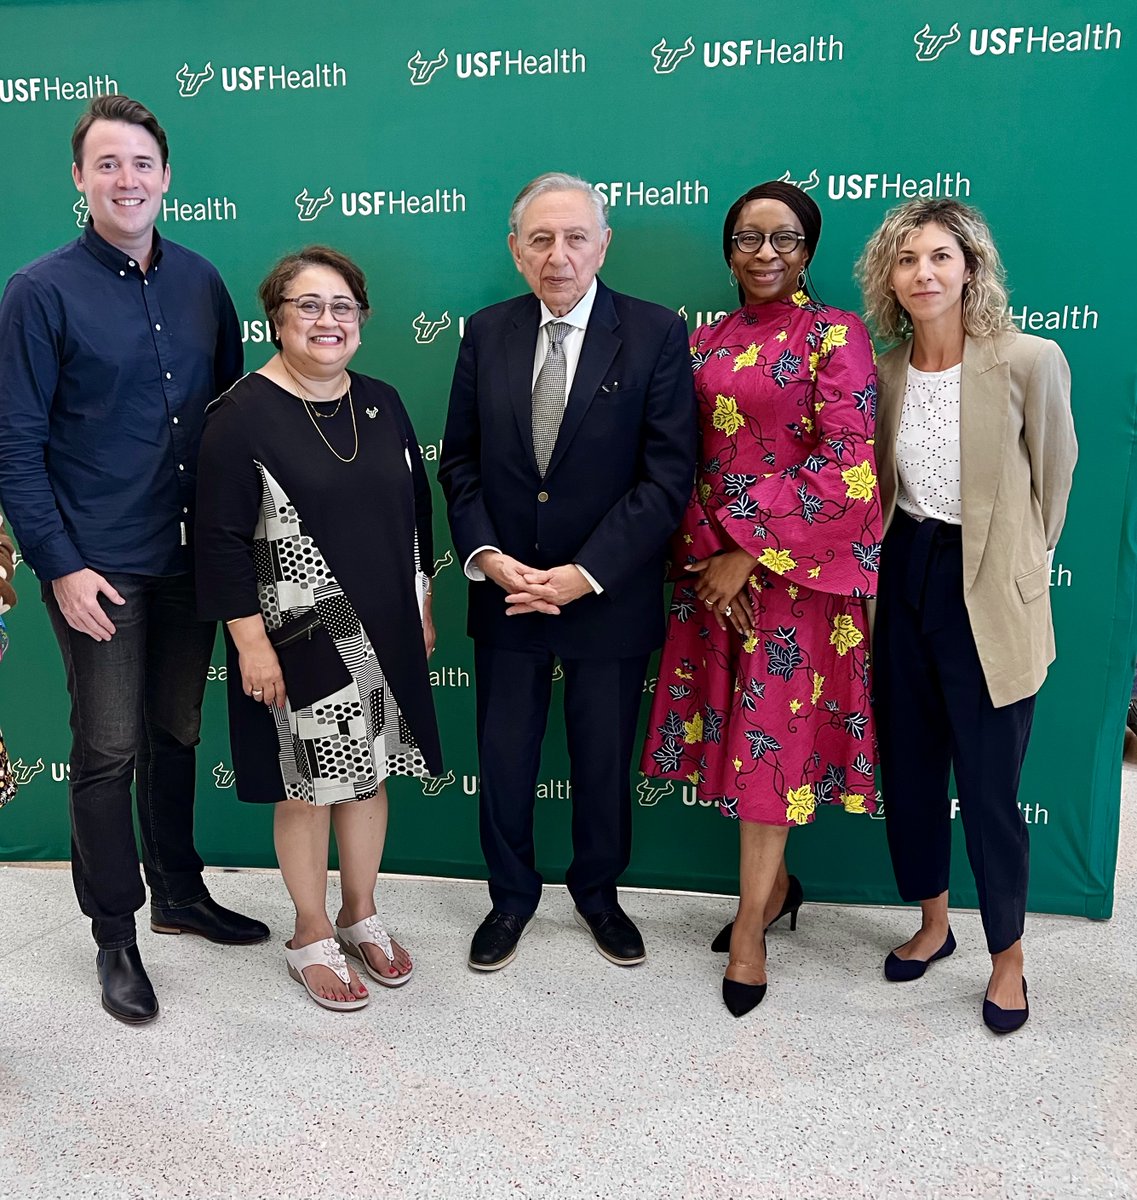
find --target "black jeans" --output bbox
[44,572,215,949]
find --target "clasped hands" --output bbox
[474,550,591,616]
[686,548,757,636]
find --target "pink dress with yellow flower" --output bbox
[641,293,883,826]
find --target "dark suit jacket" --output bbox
[439,279,696,659]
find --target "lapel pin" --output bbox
[366,406,378,419]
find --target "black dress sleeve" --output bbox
[391,388,435,575]
[195,395,263,621]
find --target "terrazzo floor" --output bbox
[1,768,1134,1200]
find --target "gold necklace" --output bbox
[280,360,358,463]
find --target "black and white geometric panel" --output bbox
[253,463,427,805]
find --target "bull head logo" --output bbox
[408,49,448,86]
[73,197,89,228]
[295,187,335,222]
[777,168,820,192]
[412,311,451,344]
[636,778,674,808]
[650,37,695,74]
[421,769,456,796]
[175,62,215,98]
[212,760,236,789]
[11,758,46,787]
[913,23,961,61]
[432,550,454,575]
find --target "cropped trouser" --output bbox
[874,510,1035,955]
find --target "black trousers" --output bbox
[474,643,649,918]
[44,573,214,949]
[875,511,1035,955]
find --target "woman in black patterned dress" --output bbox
[196,247,442,1012]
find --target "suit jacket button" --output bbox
[537,490,549,503]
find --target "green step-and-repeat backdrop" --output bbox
[1,1,1133,917]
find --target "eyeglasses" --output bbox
[731,231,807,255]
[281,297,363,322]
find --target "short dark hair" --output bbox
[258,246,372,349]
[71,95,169,168]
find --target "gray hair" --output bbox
[508,172,609,237]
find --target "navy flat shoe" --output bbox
[983,978,1029,1034]
[883,927,957,982]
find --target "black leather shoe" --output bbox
[983,978,1029,1034]
[573,906,646,966]
[712,875,804,952]
[150,896,270,945]
[97,945,159,1024]
[468,910,532,971]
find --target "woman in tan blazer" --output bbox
[857,199,1076,1033]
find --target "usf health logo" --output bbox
[433,550,455,575]
[421,770,456,796]
[408,49,448,85]
[651,37,696,73]
[412,311,451,344]
[913,23,961,61]
[11,758,46,787]
[73,197,89,227]
[212,761,235,789]
[176,62,214,97]
[636,779,674,808]
[778,168,820,192]
[295,187,335,221]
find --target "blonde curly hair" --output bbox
[856,199,1014,342]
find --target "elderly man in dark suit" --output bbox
[440,172,696,971]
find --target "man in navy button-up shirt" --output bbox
[0,95,268,1024]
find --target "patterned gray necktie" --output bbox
[531,321,571,475]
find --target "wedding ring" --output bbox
[704,598,713,608]
[724,605,733,617]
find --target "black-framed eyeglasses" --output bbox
[281,297,363,322]
[731,231,806,255]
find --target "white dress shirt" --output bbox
[895,362,963,525]
[464,279,603,591]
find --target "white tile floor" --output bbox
[1,769,1134,1200]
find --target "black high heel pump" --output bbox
[722,936,768,1017]
[711,875,803,953]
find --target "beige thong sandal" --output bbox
[335,915,413,988]
[284,937,369,1011]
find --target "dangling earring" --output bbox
[797,268,808,289]
[729,270,737,287]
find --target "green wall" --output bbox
[1,1,1133,917]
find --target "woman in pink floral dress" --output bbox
[641,182,883,1015]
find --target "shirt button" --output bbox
[119,270,126,277]
[183,507,189,514]
[165,372,172,380]
[178,463,185,471]
[537,491,549,503]
[154,323,161,331]
[128,260,136,267]
[172,417,179,425]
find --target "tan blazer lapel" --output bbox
[960,335,1010,593]
[875,341,912,529]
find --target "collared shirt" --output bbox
[530,277,598,400]
[895,362,963,525]
[465,278,602,592]
[0,223,243,581]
